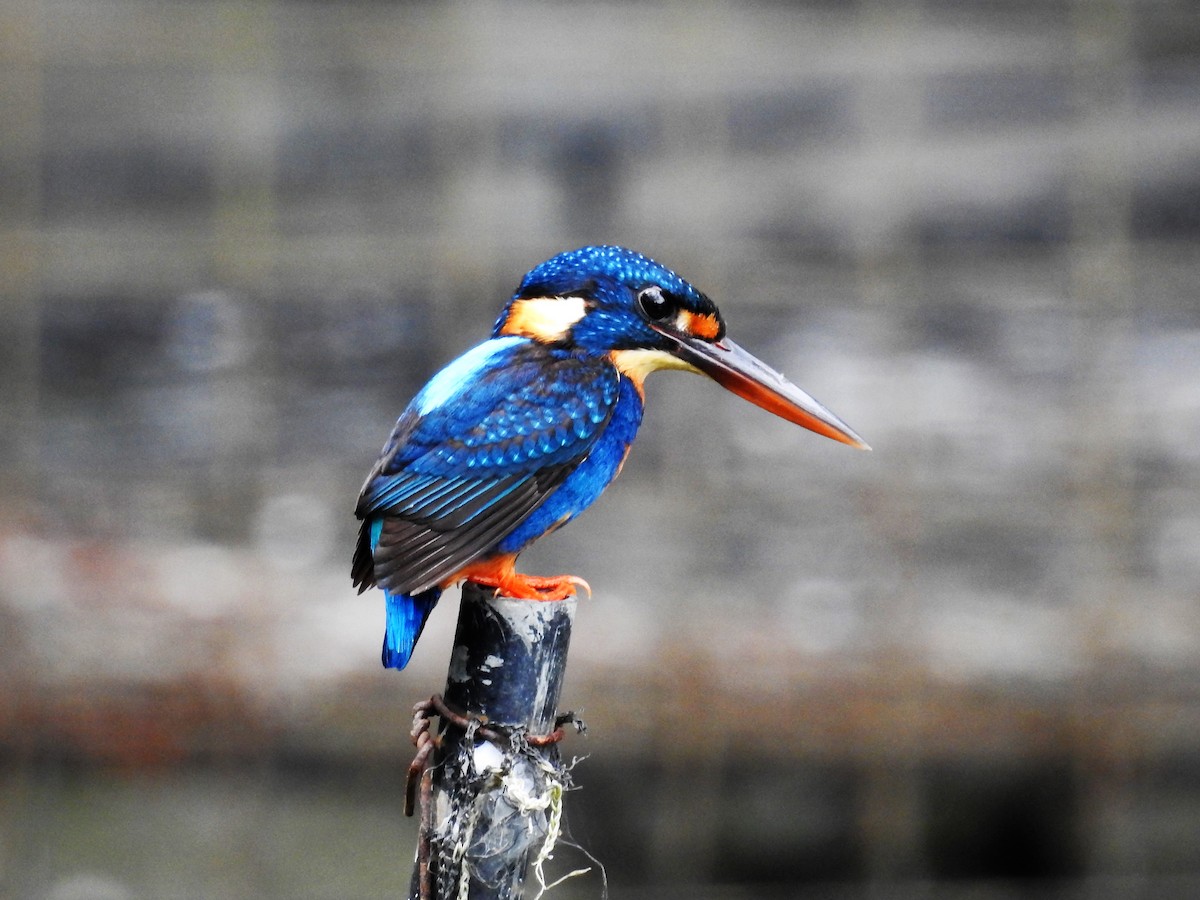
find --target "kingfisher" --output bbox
[353,245,868,669]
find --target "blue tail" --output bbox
[382,587,442,669]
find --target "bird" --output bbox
[353,245,868,669]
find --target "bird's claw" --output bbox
[531,574,590,600]
[467,572,590,601]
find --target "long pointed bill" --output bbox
[669,334,871,450]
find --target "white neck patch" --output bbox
[499,296,588,342]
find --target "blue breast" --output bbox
[496,374,645,554]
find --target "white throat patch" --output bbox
[610,348,701,387]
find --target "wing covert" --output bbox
[354,345,621,595]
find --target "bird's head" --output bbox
[494,245,869,450]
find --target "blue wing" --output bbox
[353,338,621,599]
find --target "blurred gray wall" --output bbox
[2,0,1200,897]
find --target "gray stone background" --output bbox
[2,0,1199,897]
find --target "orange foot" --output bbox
[455,554,591,601]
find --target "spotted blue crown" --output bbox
[494,246,709,335]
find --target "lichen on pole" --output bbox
[410,582,579,900]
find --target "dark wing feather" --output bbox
[354,344,620,596]
[361,467,574,594]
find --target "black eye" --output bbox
[638,286,675,321]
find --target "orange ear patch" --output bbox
[499,296,588,342]
[679,310,721,340]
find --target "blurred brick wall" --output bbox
[2,0,1200,895]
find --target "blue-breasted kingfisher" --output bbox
[353,245,869,669]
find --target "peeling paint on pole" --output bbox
[443,585,574,733]
[411,583,578,899]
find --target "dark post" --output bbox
[409,582,579,900]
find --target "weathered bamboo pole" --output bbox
[409,582,578,900]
